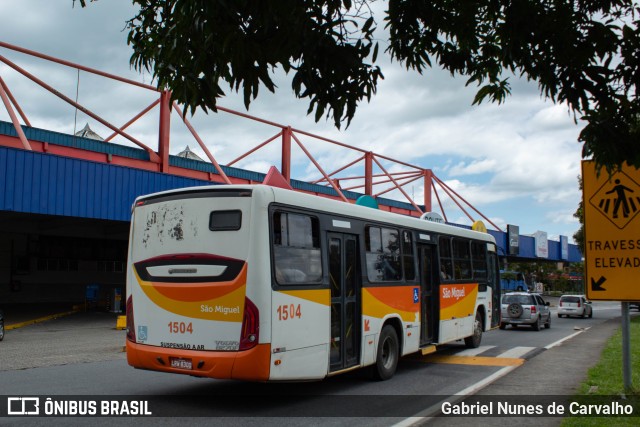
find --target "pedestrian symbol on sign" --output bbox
[606,179,636,218]
[589,171,640,229]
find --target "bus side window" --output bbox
[365,226,402,282]
[438,236,453,281]
[402,230,415,281]
[471,241,488,280]
[452,238,472,280]
[272,212,322,284]
[471,241,488,291]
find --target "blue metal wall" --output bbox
[0,120,419,212]
[0,144,421,221]
[489,230,582,262]
[0,145,210,221]
[0,124,583,262]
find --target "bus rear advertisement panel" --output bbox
[125,185,500,382]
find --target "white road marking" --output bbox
[497,346,536,359]
[390,365,519,427]
[544,328,590,349]
[393,330,592,426]
[455,345,496,356]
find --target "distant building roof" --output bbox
[75,123,103,141]
[176,145,205,162]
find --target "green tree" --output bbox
[78,0,640,171]
[573,176,585,255]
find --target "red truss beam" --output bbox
[173,102,231,184]
[311,154,365,184]
[372,156,423,214]
[0,54,160,163]
[0,76,31,150]
[341,172,423,192]
[431,175,502,231]
[0,75,30,126]
[290,132,348,203]
[0,40,502,230]
[0,41,156,91]
[432,182,448,223]
[371,173,425,196]
[315,168,419,185]
[227,131,283,167]
[105,99,160,142]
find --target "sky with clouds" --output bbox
[0,1,585,243]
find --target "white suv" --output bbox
[558,295,593,318]
[499,292,551,331]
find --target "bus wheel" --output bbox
[464,311,482,348]
[372,325,399,381]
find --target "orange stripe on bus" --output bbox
[362,286,418,322]
[278,289,330,306]
[135,267,247,321]
[439,283,478,320]
[366,286,419,312]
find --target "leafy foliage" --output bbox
[386,0,640,172]
[78,0,640,171]
[573,175,585,254]
[122,0,382,129]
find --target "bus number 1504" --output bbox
[277,304,302,321]
[168,321,193,334]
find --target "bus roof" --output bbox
[135,184,495,243]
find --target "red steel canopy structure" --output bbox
[0,40,500,231]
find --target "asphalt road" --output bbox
[0,300,636,427]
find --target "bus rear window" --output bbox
[210,210,242,231]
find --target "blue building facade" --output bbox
[0,120,582,262]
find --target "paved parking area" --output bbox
[0,311,126,371]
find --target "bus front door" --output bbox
[418,244,436,346]
[328,233,360,372]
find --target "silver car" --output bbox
[499,292,551,331]
[558,295,593,318]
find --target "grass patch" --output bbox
[561,315,640,427]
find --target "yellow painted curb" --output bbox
[5,310,78,330]
[420,354,525,367]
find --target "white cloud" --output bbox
[449,159,498,176]
[529,103,577,131]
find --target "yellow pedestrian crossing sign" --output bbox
[582,161,640,301]
[589,171,640,229]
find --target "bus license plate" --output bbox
[170,357,193,370]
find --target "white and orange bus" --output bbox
[125,184,501,381]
